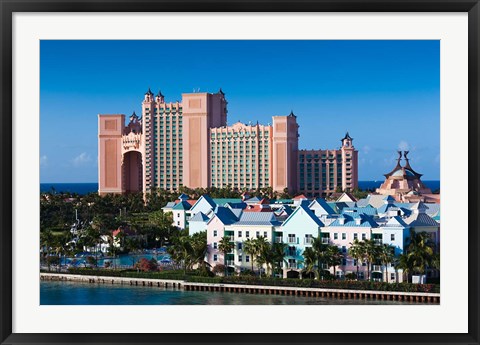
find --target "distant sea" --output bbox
[40,181,440,196]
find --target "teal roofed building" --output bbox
[280,204,324,278]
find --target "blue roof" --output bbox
[172,200,191,210]
[383,216,409,228]
[377,203,398,214]
[163,201,176,209]
[309,198,335,215]
[342,207,378,216]
[191,194,217,210]
[189,211,210,222]
[245,196,262,203]
[329,213,379,228]
[234,212,281,226]
[178,193,189,200]
[213,206,239,225]
[283,204,324,227]
[405,213,439,227]
[275,205,293,216]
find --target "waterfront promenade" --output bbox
[40,272,440,304]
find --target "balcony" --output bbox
[321,238,330,244]
[226,260,235,266]
[275,237,283,243]
[372,265,382,272]
[374,239,383,245]
[288,263,297,269]
[287,237,297,244]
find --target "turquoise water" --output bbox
[40,280,410,305]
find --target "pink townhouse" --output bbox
[321,213,379,280]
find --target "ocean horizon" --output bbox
[40,181,440,196]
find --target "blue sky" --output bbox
[40,40,440,183]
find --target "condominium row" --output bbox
[163,193,440,281]
[98,89,358,197]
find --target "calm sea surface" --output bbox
[40,181,440,196]
[40,280,410,305]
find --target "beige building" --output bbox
[298,133,358,197]
[98,89,357,196]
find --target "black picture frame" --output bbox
[1,1,479,344]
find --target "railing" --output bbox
[321,264,329,269]
[374,239,383,245]
[287,237,296,244]
[321,238,330,244]
[372,265,382,271]
[226,260,235,266]
[288,263,297,269]
[304,238,313,245]
[275,237,283,243]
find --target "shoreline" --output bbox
[40,272,440,304]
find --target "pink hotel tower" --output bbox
[98,89,358,197]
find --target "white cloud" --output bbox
[72,152,91,167]
[40,155,47,167]
[398,140,410,151]
[362,145,371,155]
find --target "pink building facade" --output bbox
[98,89,358,196]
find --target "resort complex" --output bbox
[98,89,358,197]
[161,190,440,282]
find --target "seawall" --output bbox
[40,273,440,304]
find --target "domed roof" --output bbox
[392,168,415,177]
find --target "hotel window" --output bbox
[256,231,260,237]
[334,233,338,240]
[213,230,217,237]
[238,231,242,237]
[390,273,396,281]
[353,259,357,266]
[342,233,346,240]
[177,213,180,218]
[391,234,395,241]
[213,254,218,262]
[342,246,347,253]
[238,255,242,262]
[213,242,218,250]
[264,231,267,238]
[237,243,242,250]
[246,231,250,238]
[342,258,347,266]
[362,233,367,240]
[246,255,250,263]
[353,233,358,240]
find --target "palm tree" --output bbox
[302,247,318,279]
[167,231,193,274]
[218,236,234,276]
[40,230,54,271]
[378,244,395,283]
[191,231,208,272]
[325,245,343,279]
[254,236,270,277]
[401,230,437,283]
[312,236,329,276]
[243,238,259,273]
[348,239,365,280]
[363,239,380,281]
[270,243,287,278]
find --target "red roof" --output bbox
[244,205,273,212]
[293,194,308,200]
[174,199,197,206]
